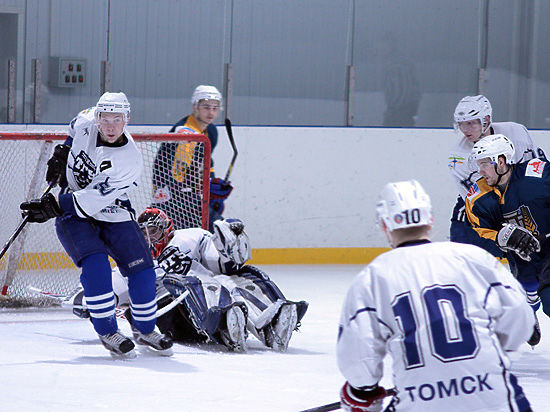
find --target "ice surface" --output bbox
[1,265,549,411]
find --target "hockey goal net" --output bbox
[0,132,210,307]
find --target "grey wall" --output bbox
[1,0,549,129]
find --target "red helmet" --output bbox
[138,207,175,258]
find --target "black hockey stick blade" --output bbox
[299,388,397,412]
[223,118,238,182]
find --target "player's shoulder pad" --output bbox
[524,158,546,178]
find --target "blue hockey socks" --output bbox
[80,253,117,336]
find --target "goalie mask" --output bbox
[138,207,175,258]
[376,180,432,232]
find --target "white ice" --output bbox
[1,265,549,412]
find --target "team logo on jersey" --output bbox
[525,159,545,178]
[466,182,479,199]
[158,246,192,275]
[72,150,96,188]
[153,186,171,203]
[503,205,539,236]
[175,126,199,134]
[448,155,465,169]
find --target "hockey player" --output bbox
[69,208,308,352]
[448,95,543,258]
[337,180,534,412]
[465,134,550,345]
[151,85,232,231]
[20,92,173,358]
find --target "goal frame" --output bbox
[0,131,211,306]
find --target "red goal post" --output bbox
[0,132,211,307]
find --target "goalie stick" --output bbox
[299,387,397,412]
[26,285,189,318]
[223,118,239,182]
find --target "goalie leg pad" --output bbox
[163,273,234,343]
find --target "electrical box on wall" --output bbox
[49,57,86,88]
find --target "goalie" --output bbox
[68,208,308,352]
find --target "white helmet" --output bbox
[453,95,492,132]
[95,92,130,121]
[191,85,222,105]
[470,134,515,167]
[376,180,432,232]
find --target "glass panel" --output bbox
[352,0,480,127]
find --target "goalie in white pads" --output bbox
[68,208,308,352]
[337,180,533,412]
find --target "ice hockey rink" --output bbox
[1,264,550,412]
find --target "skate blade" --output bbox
[109,349,137,360]
[137,345,174,357]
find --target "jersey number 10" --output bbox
[392,285,479,369]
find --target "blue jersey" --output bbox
[465,159,550,283]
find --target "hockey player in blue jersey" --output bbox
[337,180,533,412]
[465,134,550,346]
[448,95,543,258]
[20,92,173,358]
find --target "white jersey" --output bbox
[158,228,229,277]
[65,107,142,222]
[337,241,533,412]
[448,121,539,199]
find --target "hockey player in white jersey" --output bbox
[20,92,173,358]
[69,208,308,352]
[449,95,543,256]
[337,180,534,412]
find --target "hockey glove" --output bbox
[497,223,541,261]
[209,177,233,214]
[46,144,70,187]
[212,218,251,265]
[340,382,388,412]
[20,193,62,223]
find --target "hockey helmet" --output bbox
[138,207,175,258]
[469,134,515,169]
[191,85,222,105]
[376,180,433,232]
[95,92,131,122]
[453,95,492,133]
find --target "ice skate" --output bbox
[527,313,541,348]
[132,326,174,356]
[220,304,247,352]
[264,303,298,351]
[99,330,136,359]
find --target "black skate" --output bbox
[99,330,136,359]
[527,314,541,347]
[220,304,247,352]
[132,327,174,356]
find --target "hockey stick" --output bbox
[223,118,238,182]
[156,290,189,317]
[0,182,55,265]
[299,388,397,412]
